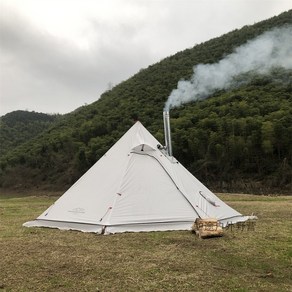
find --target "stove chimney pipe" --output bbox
[163,111,172,156]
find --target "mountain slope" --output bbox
[0,111,60,157]
[0,10,291,193]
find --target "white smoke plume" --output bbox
[165,25,292,111]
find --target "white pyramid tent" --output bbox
[24,121,251,234]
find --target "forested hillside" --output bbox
[0,111,60,157]
[0,10,291,193]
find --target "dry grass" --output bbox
[0,192,291,291]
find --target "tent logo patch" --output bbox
[68,207,85,214]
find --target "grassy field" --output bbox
[0,192,291,291]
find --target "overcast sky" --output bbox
[0,0,291,116]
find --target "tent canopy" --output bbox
[24,121,250,234]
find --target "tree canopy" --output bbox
[0,10,291,193]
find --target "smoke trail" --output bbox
[165,25,292,110]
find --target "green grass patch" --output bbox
[0,193,291,291]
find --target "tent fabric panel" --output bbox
[23,220,103,233]
[105,221,193,234]
[33,122,162,225]
[219,215,254,227]
[108,153,197,225]
[168,161,243,221]
[34,124,149,223]
[37,153,127,224]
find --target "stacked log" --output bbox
[192,218,223,238]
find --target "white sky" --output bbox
[0,0,291,115]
